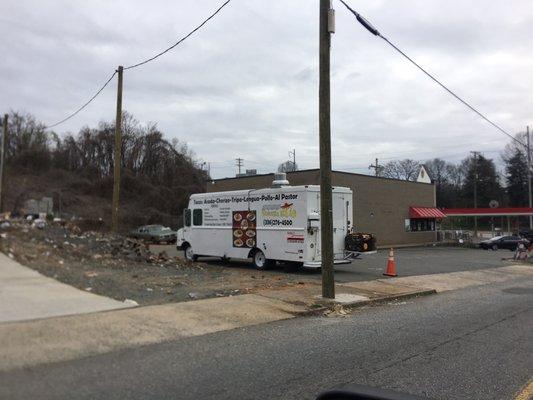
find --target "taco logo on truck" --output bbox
[261,203,297,219]
[261,202,297,226]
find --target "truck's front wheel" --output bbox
[184,244,198,262]
[252,250,273,270]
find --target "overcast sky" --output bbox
[2,0,532,178]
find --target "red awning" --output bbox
[409,206,447,219]
[443,207,533,217]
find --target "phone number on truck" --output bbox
[263,219,293,226]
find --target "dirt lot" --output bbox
[0,219,316,305]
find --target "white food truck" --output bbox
[177,174,375,270]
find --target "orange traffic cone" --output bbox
[383,248,397,277]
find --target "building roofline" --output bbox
[211,168,434,186]
[331,169,434,185]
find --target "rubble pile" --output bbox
[0,217,180,267]
[112,238,171,264]
[0,215,312,306]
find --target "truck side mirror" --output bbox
[183,209,191,227]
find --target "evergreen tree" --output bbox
[504,148,528,206]
[462,155,502,207]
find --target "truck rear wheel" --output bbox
[252,250,273,270]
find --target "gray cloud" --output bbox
[1,0,532,178]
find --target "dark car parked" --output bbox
[129,225,176,244]
[479,235,529,251]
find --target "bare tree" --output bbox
[6,111,207,228]
[382,159,420,181]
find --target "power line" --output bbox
[44,70,117,129]
[44,0,232,130]
[337,0,526,149]
[124,0,232,70]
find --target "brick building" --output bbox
[208,169,440,246]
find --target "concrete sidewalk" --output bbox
[1,264,530,372]
[0,253,135,323]
[379,264,532,293]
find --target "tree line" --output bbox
[3,111,207,229]
[376,133,528,209]
[276,135,527,209]
[4,109,528,226]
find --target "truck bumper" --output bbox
[303,259,352,268]
[303,250,378,268]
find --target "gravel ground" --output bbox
[0,219,316,305]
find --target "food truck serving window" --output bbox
[183,209,191,227]
[193,209,203,226]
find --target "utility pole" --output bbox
[527,126,532,228]
[203,162,211,192]
[319,0,335,299]
[58,190,62,219]
[0,114,7,212]
[289,149,296,171]
[235,158,243,176]
[471,151,479,238]
[369,158,380,177]
[111,66,123,232]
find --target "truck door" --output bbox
[332,193,347,257]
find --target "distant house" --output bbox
[416,165,432,184]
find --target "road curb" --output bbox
[294,288,437,317]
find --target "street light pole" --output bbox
[319,0,335,299]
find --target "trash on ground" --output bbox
[0,217,314,306]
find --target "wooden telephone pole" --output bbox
[289,149,296,170]
[471,151,479,237]
[0,114,7,212]
[319,0,335,299]
[235,158,243,175]
[111,66,123,232]
[527,126,532,228]
[369,158,380,176]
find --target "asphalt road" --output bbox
[181,246,516,283]
[2,275,531,400]
[322,246,516,283]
